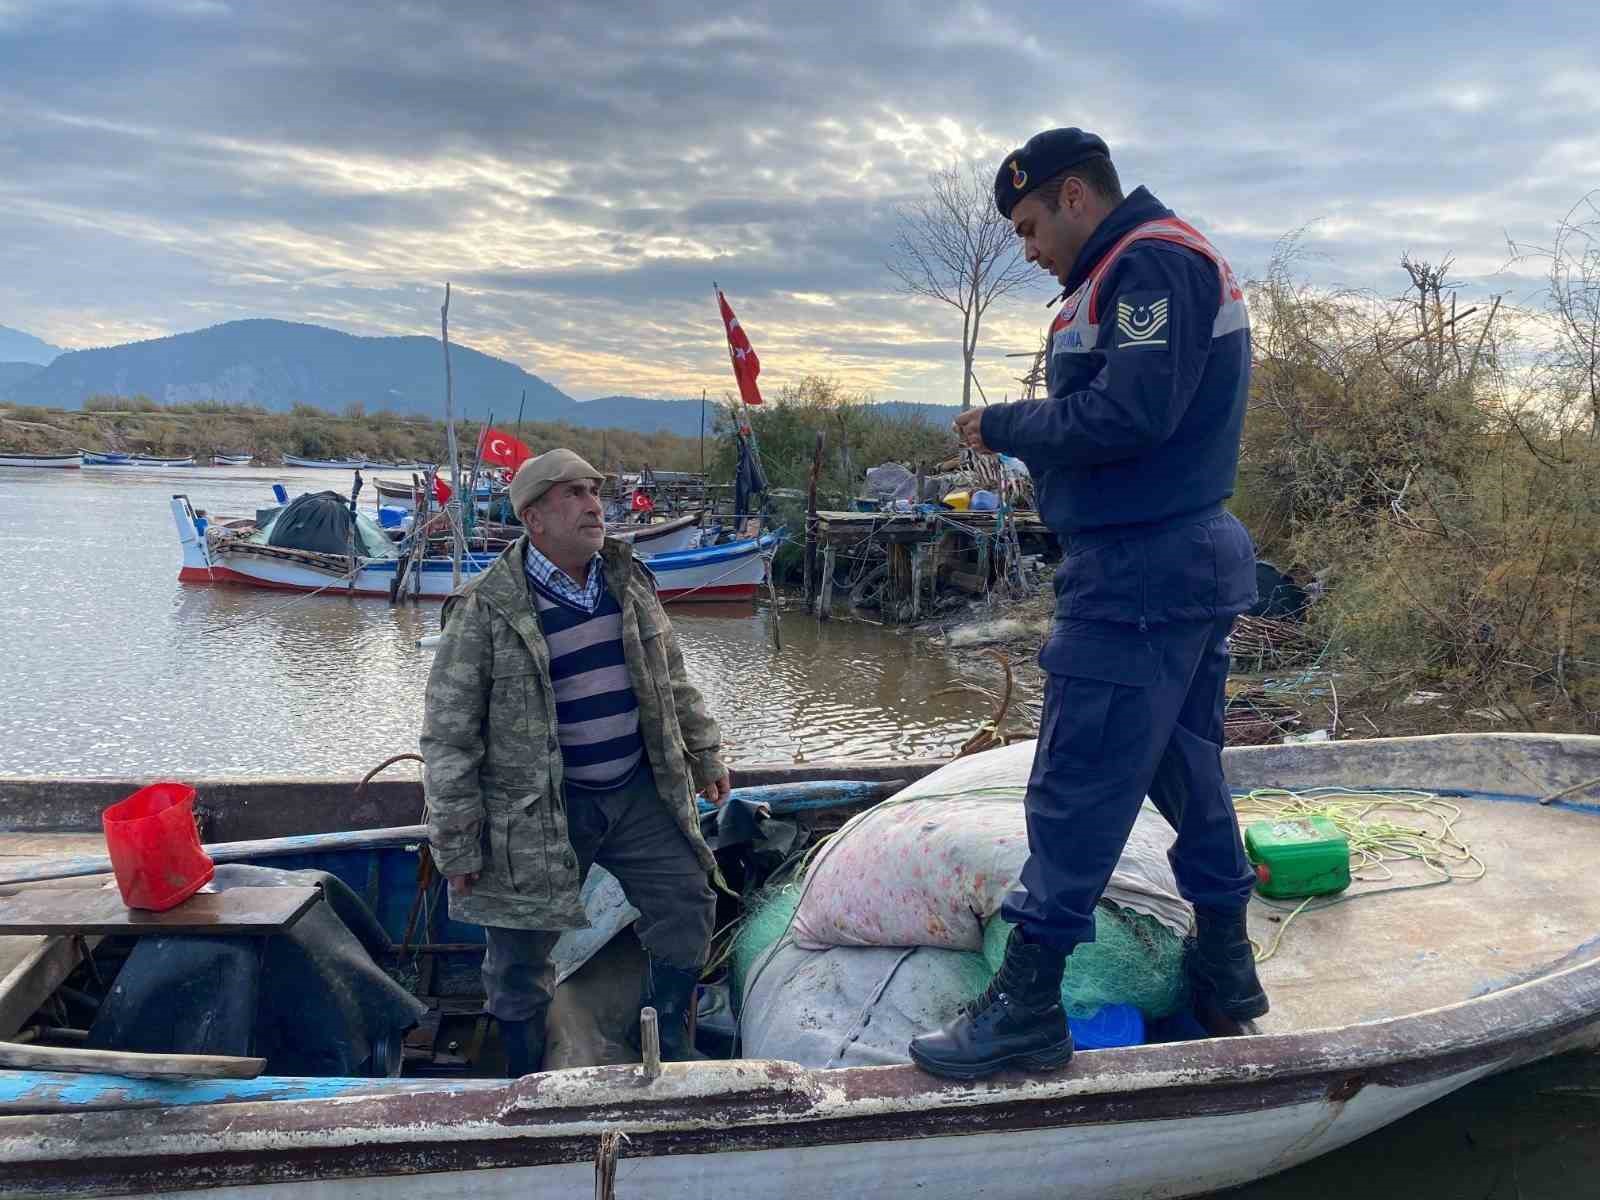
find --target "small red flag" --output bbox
[431,475,452,506]
[717,288,763,406]
[477,426,533,469]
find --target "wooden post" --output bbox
[817,544,836,621]
[595,1130,624,1200]
[804,432,824,605]
[910,543,924,622]
[638,1006,661,1081]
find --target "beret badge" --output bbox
[1009,158,1027,189]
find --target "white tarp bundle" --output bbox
[740,939,992,1069]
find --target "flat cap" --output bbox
[510,448,603,514]
[993,128,1111,219]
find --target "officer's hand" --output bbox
[952,408,991,454]
[447,872,479,898]
[699,770,731,808]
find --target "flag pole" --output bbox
[699,387,706,474]
[440,283,464,589]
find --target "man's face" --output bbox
[1011,185,1091,286]
[523,478,604,562]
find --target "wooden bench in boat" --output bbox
[0,885,321,937]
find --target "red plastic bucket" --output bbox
[101,782,215,911]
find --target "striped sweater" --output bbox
[528,576,644,791]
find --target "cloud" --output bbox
[0,0,1595,402]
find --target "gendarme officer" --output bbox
[911,129,1267,1079]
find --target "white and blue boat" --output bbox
[171,494,777,603]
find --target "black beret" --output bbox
[993,128,1111,219]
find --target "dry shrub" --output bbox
[1240,204,1600,731]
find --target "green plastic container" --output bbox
[1244,817,1351,899]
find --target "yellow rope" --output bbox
[1233,787,1486,961]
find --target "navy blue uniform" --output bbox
[979,187,1258,952]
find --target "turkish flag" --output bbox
[432,475,452,505]
[477,426,533,469]
[717,288,763,406]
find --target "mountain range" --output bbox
[0,317,958,437]
[0,323,62,366]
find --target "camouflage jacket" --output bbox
[421,536,723,930]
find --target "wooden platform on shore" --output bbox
[807,508,1055,622]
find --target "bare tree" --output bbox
[887,161,1039,410]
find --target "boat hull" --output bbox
[0,453,80,468]
[3,737,1600,1197]
[171,497,765,603]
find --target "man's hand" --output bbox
[447,871,479,898]
[699,770,731,808]
[953,408,992,454]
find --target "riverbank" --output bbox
[0,400,705,472]
[919,583,1585,747]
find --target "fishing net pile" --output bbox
[731,742,1193,1068]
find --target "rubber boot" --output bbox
[908,927,1074,1080]
[1188,905,1269,1024]
[645,957,705,1061]
[498,1017,545,1078]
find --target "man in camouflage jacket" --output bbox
[422,449,728,1073]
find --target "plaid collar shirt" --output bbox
[524,542,606,613]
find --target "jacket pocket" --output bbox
[501,801,553,901]
[1054,539,1144,622]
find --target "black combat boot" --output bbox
[498,1017,544,1078]
[908,927,1074,1080]
[1188,905,1269,1024]
[645,957,705,1061]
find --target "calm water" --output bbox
[1,464,1593,1196]
[0,464,993,778]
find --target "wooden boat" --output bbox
[0,451,80,469]
[211,453,254,466]
[172,496,764,602]
[81,451,194,468]
[281,453,367,469]
[0,734,1597,1198]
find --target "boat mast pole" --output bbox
[440,282,464,589]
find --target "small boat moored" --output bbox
[0,451,81,469]
[81,451,195,468]
[211,453,254,466]
[281,453,367,469]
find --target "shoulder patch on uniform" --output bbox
[1115,291,1170,349]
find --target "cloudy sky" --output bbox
[1,1,1595,405]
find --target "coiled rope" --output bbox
[1233,786,1487,961]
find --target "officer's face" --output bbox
[523,478,605,564]
[1011,187,1089,286]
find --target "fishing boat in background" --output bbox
[211,453,255,466]
[0,451,81,469]
[171,494,773,602]
[281,453,367,469]
[1,734,1598,1198]
[81,451,195,468]
[132,454,195,467]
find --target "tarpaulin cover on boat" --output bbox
[790,742,1192,951]
[87,864,427,1075]
[260,490,396,558]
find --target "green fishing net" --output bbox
[730,882,804,1001]
[982,904,1190,1018]
[732,883,1189,1021]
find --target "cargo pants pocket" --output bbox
[1036,629,1159,770]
